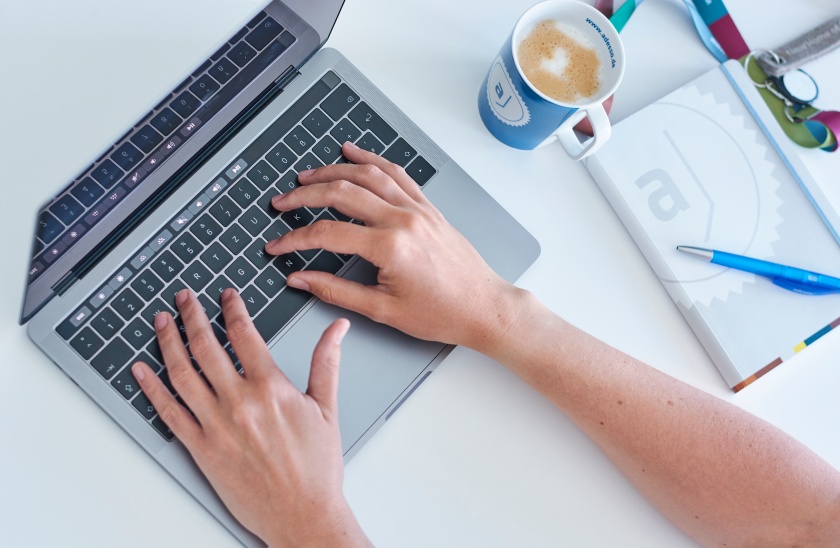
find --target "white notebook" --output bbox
[585,60,840,391]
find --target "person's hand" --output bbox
[266,142,528,352]
[130,288,369,547]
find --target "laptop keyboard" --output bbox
[30,11,296,284]
[55,70,438,440]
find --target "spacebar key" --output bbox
[253,287,311,342]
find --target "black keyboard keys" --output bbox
[111,364,142,399]
[225,257,257,288]
[200,242,234,274]
[131,125,164,154]
[228,41,257,67]
[183,261,213,291]
[190,74,220,102]
[150,108,183,137]
[191,214,223,245]
[245,17,283,50]
[209,195,242,227]
[71,178,104,208]
[383,138,418,167]
[229,179,260,208]
[70,327,104,360]
[356,132,386,154]
[172,232,203,263]
[321,84,361,121]
[112,288,144,321]
[124,317,156,350]
[406,156,436,186]
[131,271,165,301]
[150,250,184,283]
[281,208,313,229]
[349,102,397,144]
[172,90,201,118]
[253,287,310,342]
[91,308,125,340]
[209,58,238,85]
[220,223,250,255]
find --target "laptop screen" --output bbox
[20,0,345,323]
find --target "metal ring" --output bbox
[744,49,782,88]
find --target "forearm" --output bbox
[477,288,840,546]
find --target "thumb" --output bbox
[287,270,391,322]
[307,318,350,416]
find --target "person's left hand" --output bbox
[130,288,370,547]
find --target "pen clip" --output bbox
[771,277,837,295]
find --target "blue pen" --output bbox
[676,246,840,296]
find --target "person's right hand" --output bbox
[265,142,528,352]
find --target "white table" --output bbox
[2,0,839,545]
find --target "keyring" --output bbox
[744,49,782,88]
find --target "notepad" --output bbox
[585,60,840,391]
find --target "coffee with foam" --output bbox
[517,20,602,104]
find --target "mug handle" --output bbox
[554,104,611,160]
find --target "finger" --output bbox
[174,289,240,391]
[271,178,394,223]
[154,311,216,418]
[131,361,202,446]
[297,142,417,205]
[286,270,394,325]
[306,318,350,417]
[340,141,428,203]
[219,289,279,380]
[265,219,381,263]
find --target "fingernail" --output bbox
[222,287,236,302]
[155,312,169,329]
[176,288,191,305]
[132,363,146,381]
[287,276,310,292]
[298,169,314,178]
[336,319,350,344]
[344,141,359,150]
[271,193,286,205]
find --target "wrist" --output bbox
[462,282,537,358]
[264,498,370,547]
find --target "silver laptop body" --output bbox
[21,1,540,545]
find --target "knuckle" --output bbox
[188,331,218,357]
[158,403,181,428]
[318,284,339,306]
[309,219,333,239]
[224,315,255,342]
[360,164,383,179]
[331,179,354,194]
[167,364,192,390]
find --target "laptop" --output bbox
[20,1,540,544]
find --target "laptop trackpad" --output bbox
[267,259,446,452]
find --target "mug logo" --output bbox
[487,56,529,127]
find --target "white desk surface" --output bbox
[2,0,839,545]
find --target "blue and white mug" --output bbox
[478,0,625,159]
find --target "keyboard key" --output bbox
[150,107,183,137]
[200,242,233,274]
[141,298,175,327]
[209,57,238,85]
[245,16,282,50]
[131,270,165,301]
[113,288,144,321]
[71,177,105,208]
[146,338,164,363]
[229,179,260,208]
[91,338,134,380]
[130,246,155,270]
[219,223,250,255]
[135,351,163,374]
[211,42,230,61]
[321,84,360,121]
[303,108,332,138]
[330,118,362,145]
[206,275,236,304]
[151,415,175,440]
[262,219,291,242]
[276,171,300,193]
[209,195,242,226]
[111,142,142,171]
[274,252,305,277]
[36,211,63,243]
[228,41,257,67]
[284,126,316,155]
[131,390,158,420]
[225,158,249,180]
[190,214,223,245]
[349,102,397,144]
[171,90,201,118]
[241,285,268,316]
[188,192,211,216]
[294,153,324,173]
[255,266,285,298]
[406,156,436,186]
[183,261,213,291]
[91,159,124,189]
[161,279,188,308]
[311,134,342,164]
[244,238,271,270]
[190,74,220,102]
[108,267,133,292]
[89,285,115,309]
[356,132,386,154]
[240,206,270,237]
[150,250,184,283]
[130,125,164,154]
[111,364,142,399]
[50,195,85,226]
[124,317,155,350]
[70,327,104,360]
[305,251,344,275]
[225,257,257,288]
[252,287,310,342]
[256,189,280,217]
[149,229,175,252]
[382,138,418,167]
[198,293,221,321]
[90,308,125,340]
[266,142,296,174]
[281,207,313,229]
[247,160,279,190]
[172,232,203,263]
